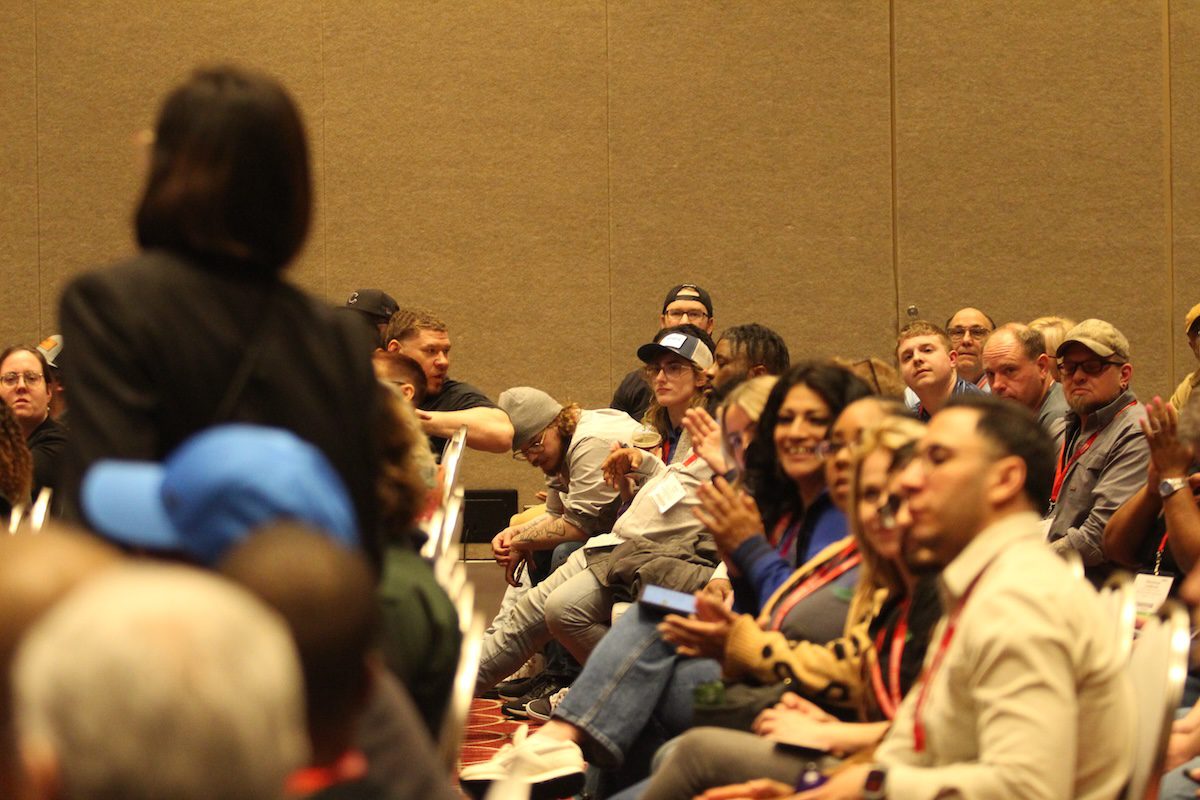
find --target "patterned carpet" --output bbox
[460,697,545,767]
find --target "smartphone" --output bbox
[638,584,697,616]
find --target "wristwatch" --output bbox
[863,765,888,800]
[1160,477,1188,499]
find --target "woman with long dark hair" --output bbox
[58,66,380,546]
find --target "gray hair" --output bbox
[14,564,307,800]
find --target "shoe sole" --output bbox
[460,771,585,800]
[525,704,552,722]
[501,704,531,719]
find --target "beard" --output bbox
[1065,392,1110,417]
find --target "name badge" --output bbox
[1133,573,1174,617]
[650,475,687,514]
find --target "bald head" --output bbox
[982,324,1053,412]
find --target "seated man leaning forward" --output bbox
[1046,319,1149,574]
[897,321,982,421]
[792,395,1132,800]
[474,435,720,692]
[982,322,1069,444]
[384,307,513,456]
[493,388,641,585]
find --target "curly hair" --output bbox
[0,399,32,509]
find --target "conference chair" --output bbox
[1124,600,1190,800]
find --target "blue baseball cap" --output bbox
[82,424,359,566]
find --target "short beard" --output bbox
[1065,394,1108,417]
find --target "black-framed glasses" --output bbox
[0,371,43,388]
[664,309,709,323]
[948,325,991,341]
[513,431,547,461]
[1057,359,1122,377]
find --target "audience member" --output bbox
[613,284,716,420]
[35,335,66,422]
[638,324,716,464]
[1104,394,1200,596]
[0,401,32,517]
[637,415,938,800]
[374,384,458,733]
[384,307,513,455]
[461,377,878,798]
[0,527,121,800]
[789,395,1132,800]
[13,564,309,800]
[945,306,995,390]
[495,387,640,583]
[0,346,65,502]
[896,321,981,421]
[79,421,451,796]
[1046,319,1149,576]
[57,65,381,537]
[343,288,400,347]
[1029,314,1078,382]
[1171,302,1200,411]
[982,322,1068,442]
[220,523,459,800]
[373,350,428,406]
[706,323,789,390]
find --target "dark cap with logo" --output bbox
[343,289,399,323]
[661,284,713,317]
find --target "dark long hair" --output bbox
[136,65,311,273]
[745,361,872,534]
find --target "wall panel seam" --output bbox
[888,0,899,333]
[605,0,614,397]
[1165,0,1177,386]
[34,0,42,334]
[319,0,329,296]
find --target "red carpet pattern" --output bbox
[460,697,545,767]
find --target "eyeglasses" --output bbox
[642,362,694,380]
[1057,359,1122,377]
[664,309,709,323]
[876,493,904,531]
[513,431,547,461]
[948,326,991,341]
[0,371,43,388]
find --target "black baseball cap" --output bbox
[343,288,399,323]
[637,330,715,370]
[661,284,713,316]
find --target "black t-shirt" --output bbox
[866,575,942,721]
[58,250,381,545]
[1134,513,1182,590]
[418,378,497,456]
[611,367,651,422]
[28,415,67,499]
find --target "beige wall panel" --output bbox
[1172,2,1200,395]
[893,2,1170,395]
[35,1,326,332]
[607,2,895,376]
[0,1,40,345]
[322,1,609,494]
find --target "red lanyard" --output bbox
[772,514,802,561]
[870,599,911,720]
[1050,400,1137,504]
[286,750,367,795]
[768,541,861,631]
[912,562,994,753]
[1155,531,1170,576]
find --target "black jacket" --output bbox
[58,250,381,545]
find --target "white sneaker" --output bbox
[460,724,586,800]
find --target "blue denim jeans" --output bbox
[552,603,721,769]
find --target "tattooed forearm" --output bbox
[511,516,586,549]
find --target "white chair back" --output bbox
[437,612,484,775]
[440,425,468,505]
[1125,599,1190,800]
[422,484,464,561]
[1099,570,1136,664]
[29,488,52,532]
[8,503,26,534]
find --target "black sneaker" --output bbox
[495,674,539,701]
[501,673,564,719]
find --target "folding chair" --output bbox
[1099,570,1136,664]
[437,609,485,774]
[1124,599,1190,800]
